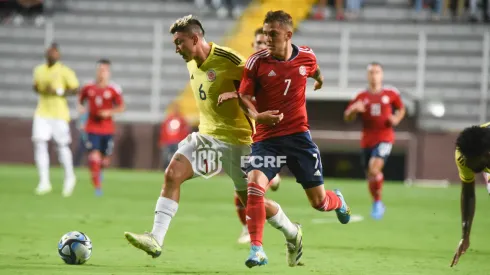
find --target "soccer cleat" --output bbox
[237,225,251,244]
[35,183,52,195]
[334,189,351,224]
[95,188,103,197]
[286,223,304,267]
[371,201,385,220]
[124,232,162,258]
[62,178,76,198]
[245,245,268,268]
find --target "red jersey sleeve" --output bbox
[238,54,259,97]
[390,90,404,109]
[299,46,318,77]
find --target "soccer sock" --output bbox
[266,202,298,240]
[368,173,384,202]
[246,183,266,246]
[58,144,75,181]
[234,195,246,226]
[315,190,342,211]
[88,155,101,189]
[151,196,179,246]
[34,141,50,184]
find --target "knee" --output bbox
[307,193,325,210]
[88,151,101,162]
[368,166,382,176]
[164,166,184,188]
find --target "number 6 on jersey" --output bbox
[283,79,291,95]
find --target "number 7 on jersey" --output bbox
[283,79,291,95]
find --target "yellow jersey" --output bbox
[187,43,253,145]
[33,62,79,122]
[455,122,490,183]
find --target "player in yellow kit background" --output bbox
[32,43,79,197]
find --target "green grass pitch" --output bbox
[0,164,489,275]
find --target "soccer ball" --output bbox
[58,231,92,265]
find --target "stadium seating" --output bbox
[0,0,488,131]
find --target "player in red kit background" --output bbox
[237,11,351,268]
[344,62,405,220]
[79,59,125,196]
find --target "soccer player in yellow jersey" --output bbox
[32,43,79,197]
[124,16,302,265]
[451,122,490,267]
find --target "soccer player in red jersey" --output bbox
[79,59,125,196]
[343,62,405,220]
[232,27,281,244]
[237,11,351,268]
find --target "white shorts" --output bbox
[32,116,71,145]
[176,132,250,191]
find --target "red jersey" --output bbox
[347,87,404,148]
[238,45,317,142]
[159,114,190,146]
[79,82,123,135]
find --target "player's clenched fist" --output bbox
[256,110,283,126]
[98,110,113,118]
[217,92,238,106]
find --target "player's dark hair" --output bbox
[169,15,205,37]
[456,126,490,159]
[263,10,293,28]
[97,59,111,65]
[369,62,383,69]
[254,27,264,36]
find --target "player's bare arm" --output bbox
[451,180,475,267]
[311,65,324,91]
[344,101,365,122]
[217,92,238,106]
[238,94,283,126]
[389,106,406,126]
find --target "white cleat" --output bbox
[286,223,303,267]
[35,183,52,195]
[62,177,76,197]
[237,225,251,244]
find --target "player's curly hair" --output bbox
[263,10,293,28]
[169,14,205,36]
[456,125,490,159]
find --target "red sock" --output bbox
[234,195,246,226]
[246,183,266,246]
[368,173,384,202]
[315,190,342,211]
[88,156,101,189]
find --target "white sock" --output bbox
[57,144,75,181]
[267,202,298,240]
[34,141,50,185]
[151,197,179,246]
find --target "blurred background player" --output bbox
[159,104,190,170]
[32,42,79,197]
[237,11,351,268]
[124,15,299,261]
[344,62,405,220]
[451,123,490,267]
[74,105,89,167]
[234,26,281,244]
[78,59,125,196]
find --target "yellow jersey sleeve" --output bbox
[217,46,245,81]
[62,66,79,90]
[455,149,475,183]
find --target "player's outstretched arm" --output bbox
[237,94,259,119]
[451,181,475,267]
[344,101,364,122]
[217,92,238,106]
